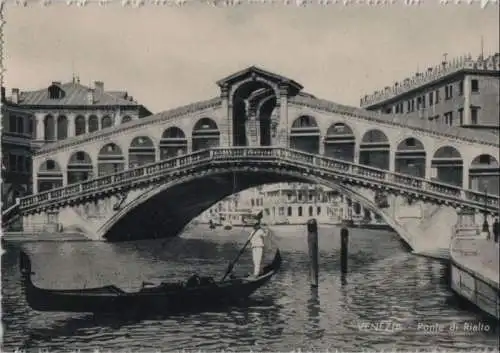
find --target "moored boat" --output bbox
[19,249,281,314]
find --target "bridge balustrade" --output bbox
[19,146,500,212]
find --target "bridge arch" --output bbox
[44,114,56,141]
[323,122,355,162]
[431,146,463,186]
[67,151,93,184]
[359,129,390,170]
[57,115,68,140]
[231,80,277,147]
[290,115,320,154]
[192,117,220,151]
[128,136,156,168]
[75,115,86,136]
[37,159,63,192]
[97,143,125,176]
[160,127,188,159]
[395,137,426,178]
[89,115,99,133]
[469,154,499,195]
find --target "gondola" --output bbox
[19,249,282,314]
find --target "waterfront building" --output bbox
[4,77,152,146]
[1,78,152,194]
[1,89,35,208]
[360,52,500,194]
[196,182,385,227]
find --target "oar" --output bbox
[220,228,258,282]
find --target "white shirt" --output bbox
[250,228,266,248]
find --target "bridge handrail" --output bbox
[19,146,500,211]
[19,148,212,207]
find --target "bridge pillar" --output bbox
[221,85,231,147]
[278,84,289,148]
[389,149,395,173]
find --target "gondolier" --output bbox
[248,211,268,277]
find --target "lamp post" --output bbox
[481,188,490,239]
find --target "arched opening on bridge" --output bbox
[57,115,68,140]
[101,115,113,129]
[75,115,86,136]
[395,137,426,178]
[290,116,320,154]
[431,146,463,186]
[160,127,187,159]
[67,151,93,184]
[98,143,125,176]
[258,96,276,146]
[37,159,63,192]
[359,129,390,170]
[469,154,500,195]
[121,116,132,124]
[89,115,99,133]
[192,118,220,151]
[128,136,156,168]
[323,122,355,161]
[231,81,276,147]
[44,114,56,141]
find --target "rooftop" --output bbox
[360,53,500,108]
[8,79,144,107]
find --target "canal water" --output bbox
[2,225,498,352]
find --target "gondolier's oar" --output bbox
[220,228,258,282]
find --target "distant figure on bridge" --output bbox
[493,217,499,243]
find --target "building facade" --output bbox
[360,53,500,194]
[1,78,152,194]
[1,93,34,209]
[360,53,499,132]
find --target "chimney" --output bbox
[94,81,104,91]
[87,88,95,104]
[11,88,19,104]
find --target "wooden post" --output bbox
[340,227,349,274]
[307,218,319,288]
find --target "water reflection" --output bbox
[306,287,323,340]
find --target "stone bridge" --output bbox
[9,67,500,257]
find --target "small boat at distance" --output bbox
[19,249,281,314]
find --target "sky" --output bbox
[3,2,499,113]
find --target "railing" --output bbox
[2,199,21,228]
[19,146,500,212]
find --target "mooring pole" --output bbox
[340,227,349,274]
[307,218,319,288]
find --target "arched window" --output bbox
[121,115,132,124]
[37,159,63,192]
[101,116,113,129]
[298,206,303,217]
[75,115,86,136]
[359,129,390,169]
[57,116,68,140]
[290,115,320,154]
[469,154,500,195]
[98,143,125,176]
[89,115,99,132]
[287,206,292,217]
[308,206,313,217]
[324,123,355,161]
[128,136,156,168]
[192,118,220,151]
[160,126,187,159]
[431,146,463,186]
[395,137,426,178]
[44,115,55,141]
[67,151,93,184]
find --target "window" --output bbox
[406,138,416,147]
[16,117,24,134]
[428,92,434,106]
[298,206,303,217]
[444,111,453,125]
[435,89,440,103]
[407,100,411,112]
[9,115,16,133]
[317,206,321,216]
[416,97,422,110]
[9,154,17,171]
[458,109,464,125]
[47,160,55,170]
[279,207,284,216]
[25,158,31,173]
[17,156,24,172]
[76,152,85,161]
[458,81,464,95]
[287,207,292,217]
[445,85,453,100]
[308,206,313,217]
[251,199,254,207]
[471,107,479,125]
[421,95,426,109]
[479,154,491,164]
[308,193,313,201]
[471,79,479,93]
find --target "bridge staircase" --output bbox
[2,200,21,231]
[14,147,500,244]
